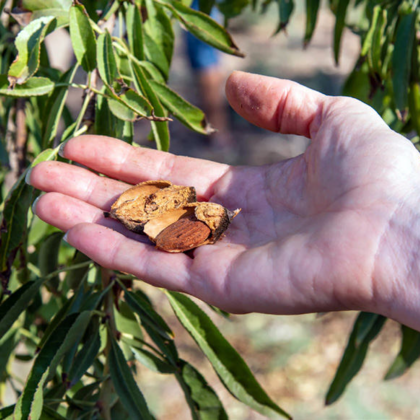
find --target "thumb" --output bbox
[225,71,387,139]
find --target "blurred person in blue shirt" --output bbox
[185,0,234,153]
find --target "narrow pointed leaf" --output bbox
[43,64,78,146]
[109,335,153,420]
[217,0,250,19]
[38,232,64,292]
[21,0,72,28]
[333,0,350,65]
[304,0,320,45]
[126,4,145,61]
[149,79,214,134]
[392,11,416,120]
[65,251,91,290]
[67,317,101,387]
[167,292,291,419]
[275,0,294,33]
[131,346,176,374]
[131,62,169,151]
[108,97,136,122]
[177,360,228,420]
[0,404,15,419]
[198,0,216,14]
[144,0,174,65]
[108,88,153,120]
[96,87,120,137]
[385,325,420,380]
[8,16,56,85]
[143,31,170,80]
[354,312,380,346]
[115,301,143,340]
[0,147,58,274]
[97,30,118,86]
[69,2,97,72]
[14,312,92,420]
[122,286,173,340]
[160,1,244,57]
[0,76,54,97]
[326,312,386,405]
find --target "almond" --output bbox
[108,180,240,252]
[155,217,211,253]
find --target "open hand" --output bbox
[28,72,420,330]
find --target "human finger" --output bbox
[33,192,147,242]
[64,223,192,291]
[225,71,386,138]
[59,136,230,199]
[28,161,130,210]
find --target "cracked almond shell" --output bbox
[108,180,196,233]
[108,180,240,252]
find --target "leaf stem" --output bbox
[74,74,93,133]
[44,260,93,281]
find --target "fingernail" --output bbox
[63,232,69,243]
[58,139,70,158]
[32,195,42,215]
[25,167,33,185]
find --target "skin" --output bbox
[28,71,420,331]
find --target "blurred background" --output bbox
[41,2,420,419]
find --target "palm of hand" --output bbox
[30,72,420,324]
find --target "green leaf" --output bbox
[304,0,320,45]
[21,0,72,28]
[115,301,143,341]
[392,11,416,120]
[118,89,153,118]
[126,4,145,61]
[96,86,120,136]
[69,2,97,72]
[0,404,14,419]
[42,64,78,146]
[38,232,64,292]
[122,286,173,341]
[385,324,420,380]
[177,360,228,420]
[109,335,153,420]
[108,97,135,121]
[325,312,386,405]
[67,317,101,387]
[409,82,420,136]
[217,0,250,19]
[131,61,169,151]
[131,346,176,374]
[0,75,54,97]
[8,16,56,85]
[0,147,57,275]
[0,176,33,273]
[143,31,170,80]
[149,79,214,134]
[38,286,84,349]
[14,312,92,420]
[0,328,19,381]
[144,0,174,66]
[275,0,294,33]
[97,30,118,86]
[333,0,350,65]
[199,0,216,14]
[41,406,68,420]
[166,292,291,419]
[121,121,134,144]
[65,251,91,290]
[160,1,244,57]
